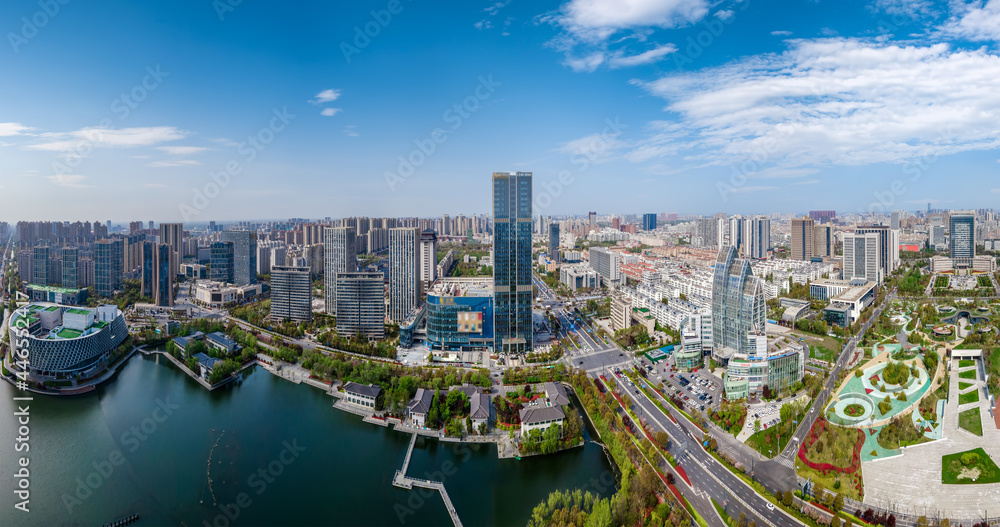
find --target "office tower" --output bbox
[61,247,78,289]
[141,242,154,297]
[303,244,324,277]
[642,213,657,231]
[791,217,815,260]
[548,223,560,263]
[809,210,836,224]
[742,216,770,259]
[843,233,882,283]
[492,171,533,354]
[442,214,450,236]
[210,241,234,283]
[159,222,183,278]
[419,229,438,286]
[588,212,596,228]
[712,245,765,363]
[324,227,358,313]
[335,272,385,339]
[153,243,174,307]
[854,224,897,276]
[589,247,620,287]
[95,239,123,296]
[930,216,944,250]
[728,216,744,252]
[32,246,49,285]
[890,210,902,231]
[221,230,257,285]
[813,224,833,258]
[270,265,312,322]
[388,227,420,322]
[950,211,975,262]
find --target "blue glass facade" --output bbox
[642,213,657,231]
[492,171,533,353]
[210,241,234,283]
[711,245,765,363]
[426,295,494,351]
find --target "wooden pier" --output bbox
[392,433,463,527]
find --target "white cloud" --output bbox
[555,0,709,42]
[630,39,1000,168]
[157,145,207,155]
[474,20,493,30]
[310,89,341,104]
[873,0,937,19]
[992,188,1000,193]
[146,160,201,167]
[714,9,734,21]
[344,125,359,137]
[485,0,511,16]
[0,122,32,136]
[320,108,342,117]
[753,167,818,179]
[45,174,92,188]
[771,30,792,36]
[555,132,624,163]
[25,126,187,152]
[941,0,1000,41]
[565,52,606,72]
[608,44,677,68]
[208,137,240,148]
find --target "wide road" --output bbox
[608,372,797,527]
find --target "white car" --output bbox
[766,503,775,511]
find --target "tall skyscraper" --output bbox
[419,229,438,288]
[141,242,154,297]
[949,210,975,263]
[336,271,385,339]
[588,211,596,228]
[271,265,312,322]
[95,239,123,296]
[61,247,78,289]
[159,223,183,278]
[843,233,882,283]
[548,223,560,263]
[221,230,257,285]
[742,216,770,259]
[854,224,897,277]
[890,210,902,230]
[153,243,174,307]
[791,217,815,260]
[32,246,49,286]
[711,245,765,363]
[324,227,358,314]
[728,216,744,253]
[493,171,533,353]
[813,224,833,258]
[210,241,234,283]
[389,227,420,322]
[642,213,657,231]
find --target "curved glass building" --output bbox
[711,245,765,364]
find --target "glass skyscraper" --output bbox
[492,171,533,354]
[949,210,975,261]
[642,213,657,231]
[712,245,765,363]
[210,241,234,283]
[221,230,258,285]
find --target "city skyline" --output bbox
[4,0,1000,221]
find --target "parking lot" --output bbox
[632,352,724,414]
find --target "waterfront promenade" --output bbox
[392,433,463,527]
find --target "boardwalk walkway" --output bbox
[392,433,463,527]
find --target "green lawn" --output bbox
[959,390,981,405]
[959,381,974,391]
[942,448,1000,484]
[959,370,978,380]
[958,408,984,436]
[959,359,975,368]
[810,345,837,362]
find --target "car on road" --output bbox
[766,503,774,511]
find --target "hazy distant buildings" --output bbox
[809,210,836,224]
[270,265,312,323]
[324,226,358,314]
[548,223,560,263]
[492,171,533,354]
[642,213,657,231]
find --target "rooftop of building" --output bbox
[27,284,83,294]
[427,277,493,297]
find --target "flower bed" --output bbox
[798,419,865,495]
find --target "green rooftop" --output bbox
[27,284,82,294]
[56,328,83,339]
[43,306,60,312]
[66,308,92,315]
[93,321,108,329]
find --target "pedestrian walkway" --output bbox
[392,433,463,527]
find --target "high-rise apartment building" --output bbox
[61,247,78,289]
[548,223,560,263]
[728,216,744,253]
[813,224,833,258]
[389,227,420,322]
[153,243,174,307]
[141,242,154,297]
[809,210,836,224]
[324,227,358,314]
[419,229,438,288]
[159,223,183,278]
[642,213,657,231]
[336,271,385,339]
[742,216,770,259]
[493,171,533,353]
[32,246,49,286]
[711,245,765,363]
[791,217,815,260]
[210,241,235,283]
[588,211,596,228]
[843,233,881,283]
[221,230,257,285]
[271,265,312,323]
[949,210,975,263]
[95,239,123,296]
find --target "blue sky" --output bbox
[1,0,999,222]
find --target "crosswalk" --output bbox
[775,455,794,469]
